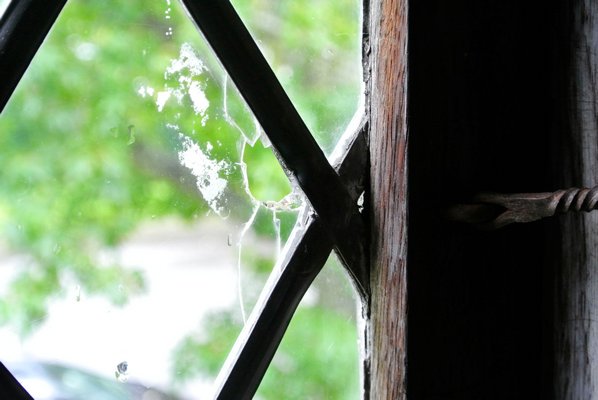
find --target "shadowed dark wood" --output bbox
[407,1,555,398]
[553,1,598,398]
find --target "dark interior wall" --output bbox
[407,2,560,399]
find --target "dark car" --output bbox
[3,359,181,400]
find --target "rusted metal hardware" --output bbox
[448,186,598,229]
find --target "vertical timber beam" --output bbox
[366,0,409,398]
[555,1,598,398]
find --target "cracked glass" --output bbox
[0,0,363,398]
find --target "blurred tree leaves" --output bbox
[0,0,362,397]
[172,306,359,400]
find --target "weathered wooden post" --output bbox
[366,0,409,398]
[554,1,598,398]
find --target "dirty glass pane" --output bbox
[0,0,300,398]
[257,253,361,399]
[0,0,364,398]
[231,0,364,155]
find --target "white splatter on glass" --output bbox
[0,0,362,397]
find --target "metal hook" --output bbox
[448,186,598,229]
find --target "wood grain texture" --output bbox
[366,0,408,398]
[555,1,598,398]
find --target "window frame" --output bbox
[0,1,371,398]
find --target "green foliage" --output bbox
[172,307,360,400]
[0,0,362,396]
[172,312,243,379]
[0,0,206,332]
[232,0,362,153]
[259,306,360,400]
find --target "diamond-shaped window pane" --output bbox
[0,0,300,396]
[257,253,360,399]
[231,0,363,155]
[0,0,363,398]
